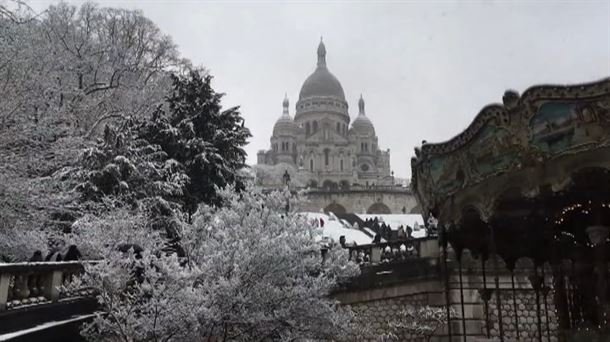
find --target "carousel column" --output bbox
[551,259,570,342]
[440,225,453,340]
[586,225,609,328]
[489,225,505,342]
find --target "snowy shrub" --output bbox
[74,185,363,342]
[0,226,52,262]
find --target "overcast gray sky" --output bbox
[29,0,610,177]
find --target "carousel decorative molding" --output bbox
[412,77,610,223]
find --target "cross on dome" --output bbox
[359,94,366,116]
[282,93,289,116]
[317,37,326,68]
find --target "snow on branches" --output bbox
[71,185,362,342]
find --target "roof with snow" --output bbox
[301,212,373,246]
[357,214,426,238]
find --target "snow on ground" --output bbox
[357,214,427,238]
[301,212,373,245]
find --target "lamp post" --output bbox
[282,169,291,187]
[283,170,291,214]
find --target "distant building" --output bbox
[257,39,392,189]
[256,39,418,214]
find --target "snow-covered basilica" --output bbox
[257,39,393,190]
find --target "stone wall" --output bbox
[486,289,559,341]
[301,188,419,214]
[334,248,563,341]
[443,252,560,341]
[336,278,446,341]
[346,292,447,341]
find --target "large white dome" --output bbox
[298,40,346,101]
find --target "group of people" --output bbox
[363,218,414,244]
[309,217,325,228]
[28,245,82,262]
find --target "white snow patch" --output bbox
[301,212,373,245]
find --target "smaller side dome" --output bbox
[273,94,297,136]
[350,94,375,136]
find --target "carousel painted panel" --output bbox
[529,99,610,155]
[460,123,521,180]
[425,154,462,197]
[421,123,521,200]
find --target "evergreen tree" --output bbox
[138,70,251,212]
[76,69,250,220]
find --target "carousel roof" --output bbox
[411,77,610,225]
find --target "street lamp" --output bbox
[283,170,291,214]
[282,169,291,187]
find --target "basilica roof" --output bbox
[351,95,376,136]
[298,39,346,101]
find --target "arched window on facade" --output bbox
[324,149,330,166]
[336,122,340,133]
[310,159,314,171]
[313,121,318,133]
[340,159,344,171]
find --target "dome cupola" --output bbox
[350,94,375,136]
[273,94,297,136]
[295,38,349,120]
[298,39,346,101]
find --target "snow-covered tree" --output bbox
[0,1,185,238]
[138,70,251,212]
[74,69,250,218]
[0,225,52,262]
[68,185,362,341]
[0,2,183,135]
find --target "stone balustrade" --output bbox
[0,261,95,312]
[347,237,438,265]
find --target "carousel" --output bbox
[411,78,610,341]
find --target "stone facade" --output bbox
[257,39,392,189]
